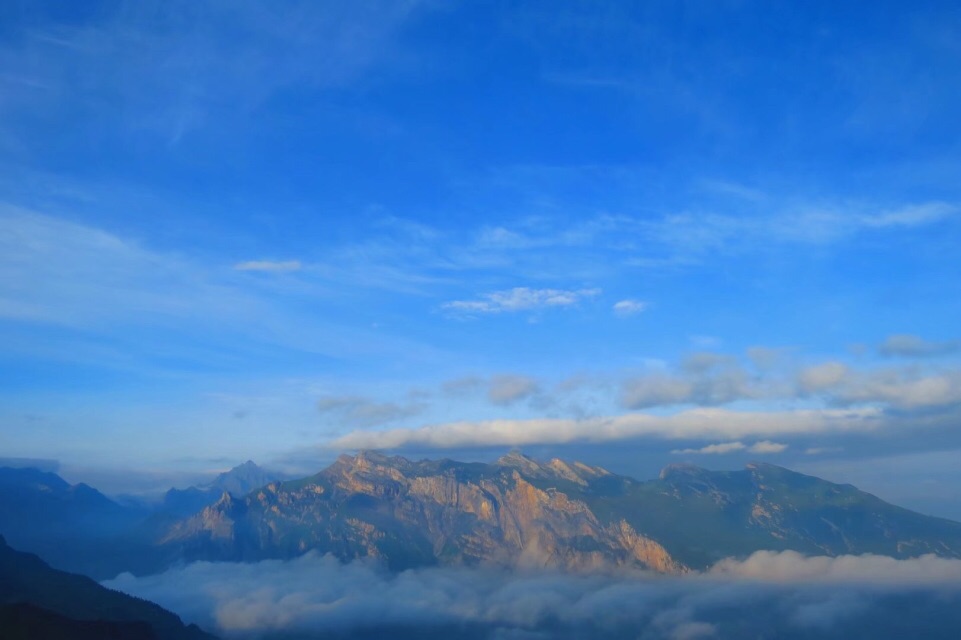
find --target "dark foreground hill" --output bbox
[158,451,961,572]
[0,535,215,640]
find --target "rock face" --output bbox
[160,451,685,573]
[156,453,961,574]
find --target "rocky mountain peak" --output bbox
[334,451,411,474]
[658,463,707,481]
[495,450,542,471]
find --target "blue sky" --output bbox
[2,1,961,514]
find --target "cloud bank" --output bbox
[329,407,880,450]
[104,551,961,639]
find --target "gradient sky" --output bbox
[1,1,960,515]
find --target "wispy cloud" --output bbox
[0,2,429,146]
[671,442,747,455]
[442,287,601,315]
[670,440,787,455]
[620,356,756,409]
[487,375,540,406]
[879,334,961,358]
[317,395,426,428]
[749,440,788,454]
[798,362,850,394]
[0,206,446,368]
[234,260,302,272]
[613,299,647,317]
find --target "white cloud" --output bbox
[442,287,601,315]
[621,367,752,409]
[794,360,961,410]
[671,442,746,455]
[613,299,647,317]
[670,440,786,455]
[330,407,882,450]
[748,440,788,454]
[234,260,302,272]
[832,371,961,409]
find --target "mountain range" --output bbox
[158,451,961,573]
[3,452,961,581]
[0,460,280,578]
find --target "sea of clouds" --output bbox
[105,551,961,639]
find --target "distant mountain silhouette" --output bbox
[0,535,214,640]
[161,460,280,518]
[0,466,141,577]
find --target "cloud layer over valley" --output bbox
[105,551,961,639]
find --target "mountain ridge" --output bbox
[5,453,961,581]
[160,460,281,519]
[156,451,961,573]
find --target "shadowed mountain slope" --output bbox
[536,460,961,569]
[0,535,214,640]
[0,466,141,577]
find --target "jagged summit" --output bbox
[159,458,282,520]
[332,450,416,474]
[494,451,612,482]
[658,462,706,480]
[744,461,789,471]
[495,450,542,471]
